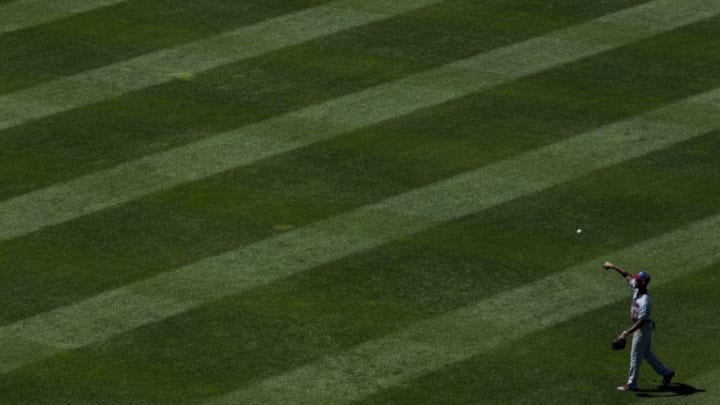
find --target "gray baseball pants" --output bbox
[627,321,671,388]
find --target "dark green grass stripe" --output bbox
[2,0,719,241]
[0,0,656,96]
[0,132,718,403]
[0,0,128,35]
[0,41,435,201]
[0,0,333,95]
[0,86,718,374]
[0,0,444,128]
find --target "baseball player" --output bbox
[603,261,675,391]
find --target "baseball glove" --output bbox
[612,336,627,350]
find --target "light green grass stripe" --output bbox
[0,87,719,374]
[211,217,720,404]
[0,0,127,35]
[2,0,719,242]
[0,0,442,131]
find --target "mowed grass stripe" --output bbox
[211,216,720,404]
[0,0,126,35]
[0,0,442,131]
[0,0,341,97]
[1,0,714,133]
[1,87,719,374]
[2,0,719,242]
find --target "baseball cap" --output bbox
[633,271,651,283]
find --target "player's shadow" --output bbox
[635,383,704,398]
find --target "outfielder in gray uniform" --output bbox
[603,261,675,391]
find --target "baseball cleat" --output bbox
[662,370,675,387]
[616,384,636,391]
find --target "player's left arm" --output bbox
[619,319,645,339]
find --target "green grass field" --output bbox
[1,0,719,403]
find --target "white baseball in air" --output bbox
[576,228,582,234]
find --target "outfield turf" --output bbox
[1,0,719,403]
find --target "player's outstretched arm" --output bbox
[603,261,631,279]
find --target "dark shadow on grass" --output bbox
[635,383,704,398]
